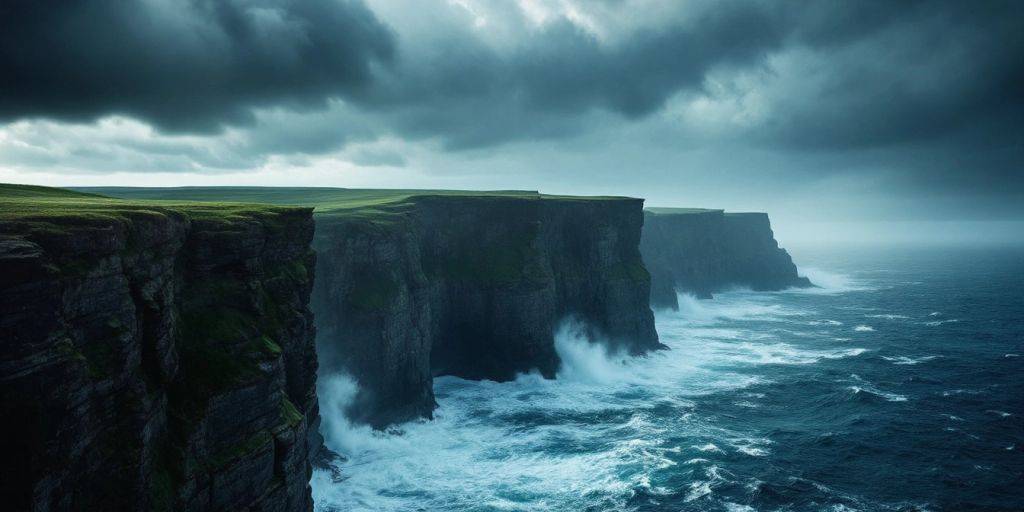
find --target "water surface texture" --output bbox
[313,247,1023,511]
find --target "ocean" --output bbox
[311,246,1024,512]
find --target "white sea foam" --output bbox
[731,437,772,457]
[848,386,908,402]
[867,314,910,320]
[882,355,940,365]
[725,504,757,512]
[694,443,725,453]
[553,320,632,385]
[675,293,807,324]
[846,376,908,402]
[722,342,867,366]
[807,319,844,326]
[924,318,960,326]
[854,325,875,332]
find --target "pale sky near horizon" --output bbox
[1,0,1021,244]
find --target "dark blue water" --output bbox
[313,247,1024,512]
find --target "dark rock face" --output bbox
[0,208,318,511]
[641,210,811,309]
[312,196,661,428]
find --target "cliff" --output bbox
[641,208,811,309]
[312,194,661,427]
[85,187,662,429]
[0,185,318,511]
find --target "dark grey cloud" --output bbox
[363,0,1023,155]
[3,0,1019,154]
[762,1,1024,151]
[0,0,1021,216]
[362,0,793,148]
[0,0,394,132]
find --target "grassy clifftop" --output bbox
[0,183,311,232]
[79,186,637,226]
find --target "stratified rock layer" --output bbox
[0,199,318,511]
[312,195,661,427]
[641,209,811,309]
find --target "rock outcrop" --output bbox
[641,208,811,309]
[0,187,318,511]
[312,194,661,427]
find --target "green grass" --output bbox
[76,186,636,229]
[0,183,309,234]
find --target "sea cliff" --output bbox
[312,194,661,427]
[0,185,318,511]
[641,208,811,309]
[83,188,663,429]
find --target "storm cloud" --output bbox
[0,0,394,132]
[0,0,1021,221]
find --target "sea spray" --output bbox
[553,319,632,384]
[317,373,365,456]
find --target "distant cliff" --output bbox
[312,194,661,427]
[0,185,318,511]
[641,208,811,309]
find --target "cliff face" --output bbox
[641,209,811,309]
[71,187,663,430]
[0,190,318,511]
[312,195,661,427]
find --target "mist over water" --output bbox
[313,247,1024,512]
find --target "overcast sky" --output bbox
[1,0,1021,240]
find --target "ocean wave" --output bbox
[941,388,984,397]
[846,376,908,402]
[866,314,910,320]
[724,503,757,512]
[730,437,772,457]
[724,342,867,366]
[693,443,725,453]
[882,355,940,365]
[674,293,808,324]
[853,325,875,332]
[848,385,908,402]
[683,465,735,502]
[924,318,961,326]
